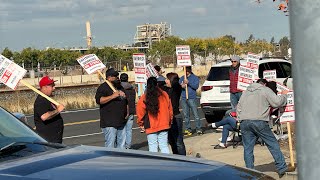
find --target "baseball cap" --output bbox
[39,76,57,88]
[105,68,119,78]
[231,55,240,62]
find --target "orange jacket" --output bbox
[136,90,173,134]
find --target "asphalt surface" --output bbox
[26,98,221,151]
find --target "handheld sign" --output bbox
[263,70,277,81]
[77,54,116,92]
[176,45,191,99]
[237,65,254,91]
[133,53,147,83]
[77,54,106,75]
[176,45,191,66]
[146,63,159,78]
[0,54,27,90]
[246,52,260,80]
[0,54,60,105]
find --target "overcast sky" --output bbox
[0,0,289,51]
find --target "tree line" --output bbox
[1,34,290,70]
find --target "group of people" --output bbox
[31,57,292,177]
[32,65,202,157]
[207,56,293,178]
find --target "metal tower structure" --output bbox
[134,22,171,47]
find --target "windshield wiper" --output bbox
[31,141,66,149]
[0,142,27,155]
[0,141,66,154]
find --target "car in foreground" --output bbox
[200,57,292,123]
[0,107,273,179]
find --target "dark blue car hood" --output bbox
[0,145,272,180]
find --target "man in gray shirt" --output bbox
[237,79,290,178]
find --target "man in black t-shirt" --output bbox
[95,68,128,149]
[34,76,65,143]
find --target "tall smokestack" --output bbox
[86,21,92,48]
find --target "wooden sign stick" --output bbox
[287,122,295,168]
[184,66,189,100]
[20,80,60,106]
[96,70,117,92]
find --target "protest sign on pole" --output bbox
[276,82,295,167]
[76,54,116,92]
[280,91,295,123]
[263,70,277,81]
[145,63,159,78]
[176,45,191,99]
[133,53,147,83]
[0,54,27,90]
[0,54,60,105]
[176,45,191,66]
[246,52,260,80]
[237,65,254,91]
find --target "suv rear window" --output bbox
[206,67,230,81]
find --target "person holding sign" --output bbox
[33,76,65,143]
[237,79,293,178]
[179,66,202,136]
[95,68,128,149]
[229,55,242,109]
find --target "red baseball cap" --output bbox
[39,76,57,88]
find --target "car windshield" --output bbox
[0,107,52,161]
[206,67,230,81]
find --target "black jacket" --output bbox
[164,83,182,116]
[121,82,136,115]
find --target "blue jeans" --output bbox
[168,114,186,155]
[101,125,126,149]
[230,92,242,109]
[147,130,170,154]
[181,98,201,131]
[125,115,134,149]
[215,116,237,144]
[240,120,287,174]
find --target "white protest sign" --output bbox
[0,54,27,90]
[263,70,277,81]
[77,54,106,74]
[280,91,295,123]
[146,63,159,78]
[237,65,254,91]
[176,45,192,66]
[133,53,147,83]
[276,82,291,92]
[246,52,260,80]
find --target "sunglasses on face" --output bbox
[231,61,238,63]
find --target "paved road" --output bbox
[26,98,221,151]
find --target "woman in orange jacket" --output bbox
[136,77,173,153]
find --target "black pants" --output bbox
[168,114,186,155]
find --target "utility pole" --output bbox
[290,1,319,179]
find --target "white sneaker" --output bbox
[218,137,232,142]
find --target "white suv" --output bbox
[200,57,292,123]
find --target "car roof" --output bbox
[213,58,291,67]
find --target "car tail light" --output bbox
[201,86,213,91]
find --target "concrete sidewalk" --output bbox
[183,130,297,180]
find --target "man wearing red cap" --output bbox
[34,76,65,143]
